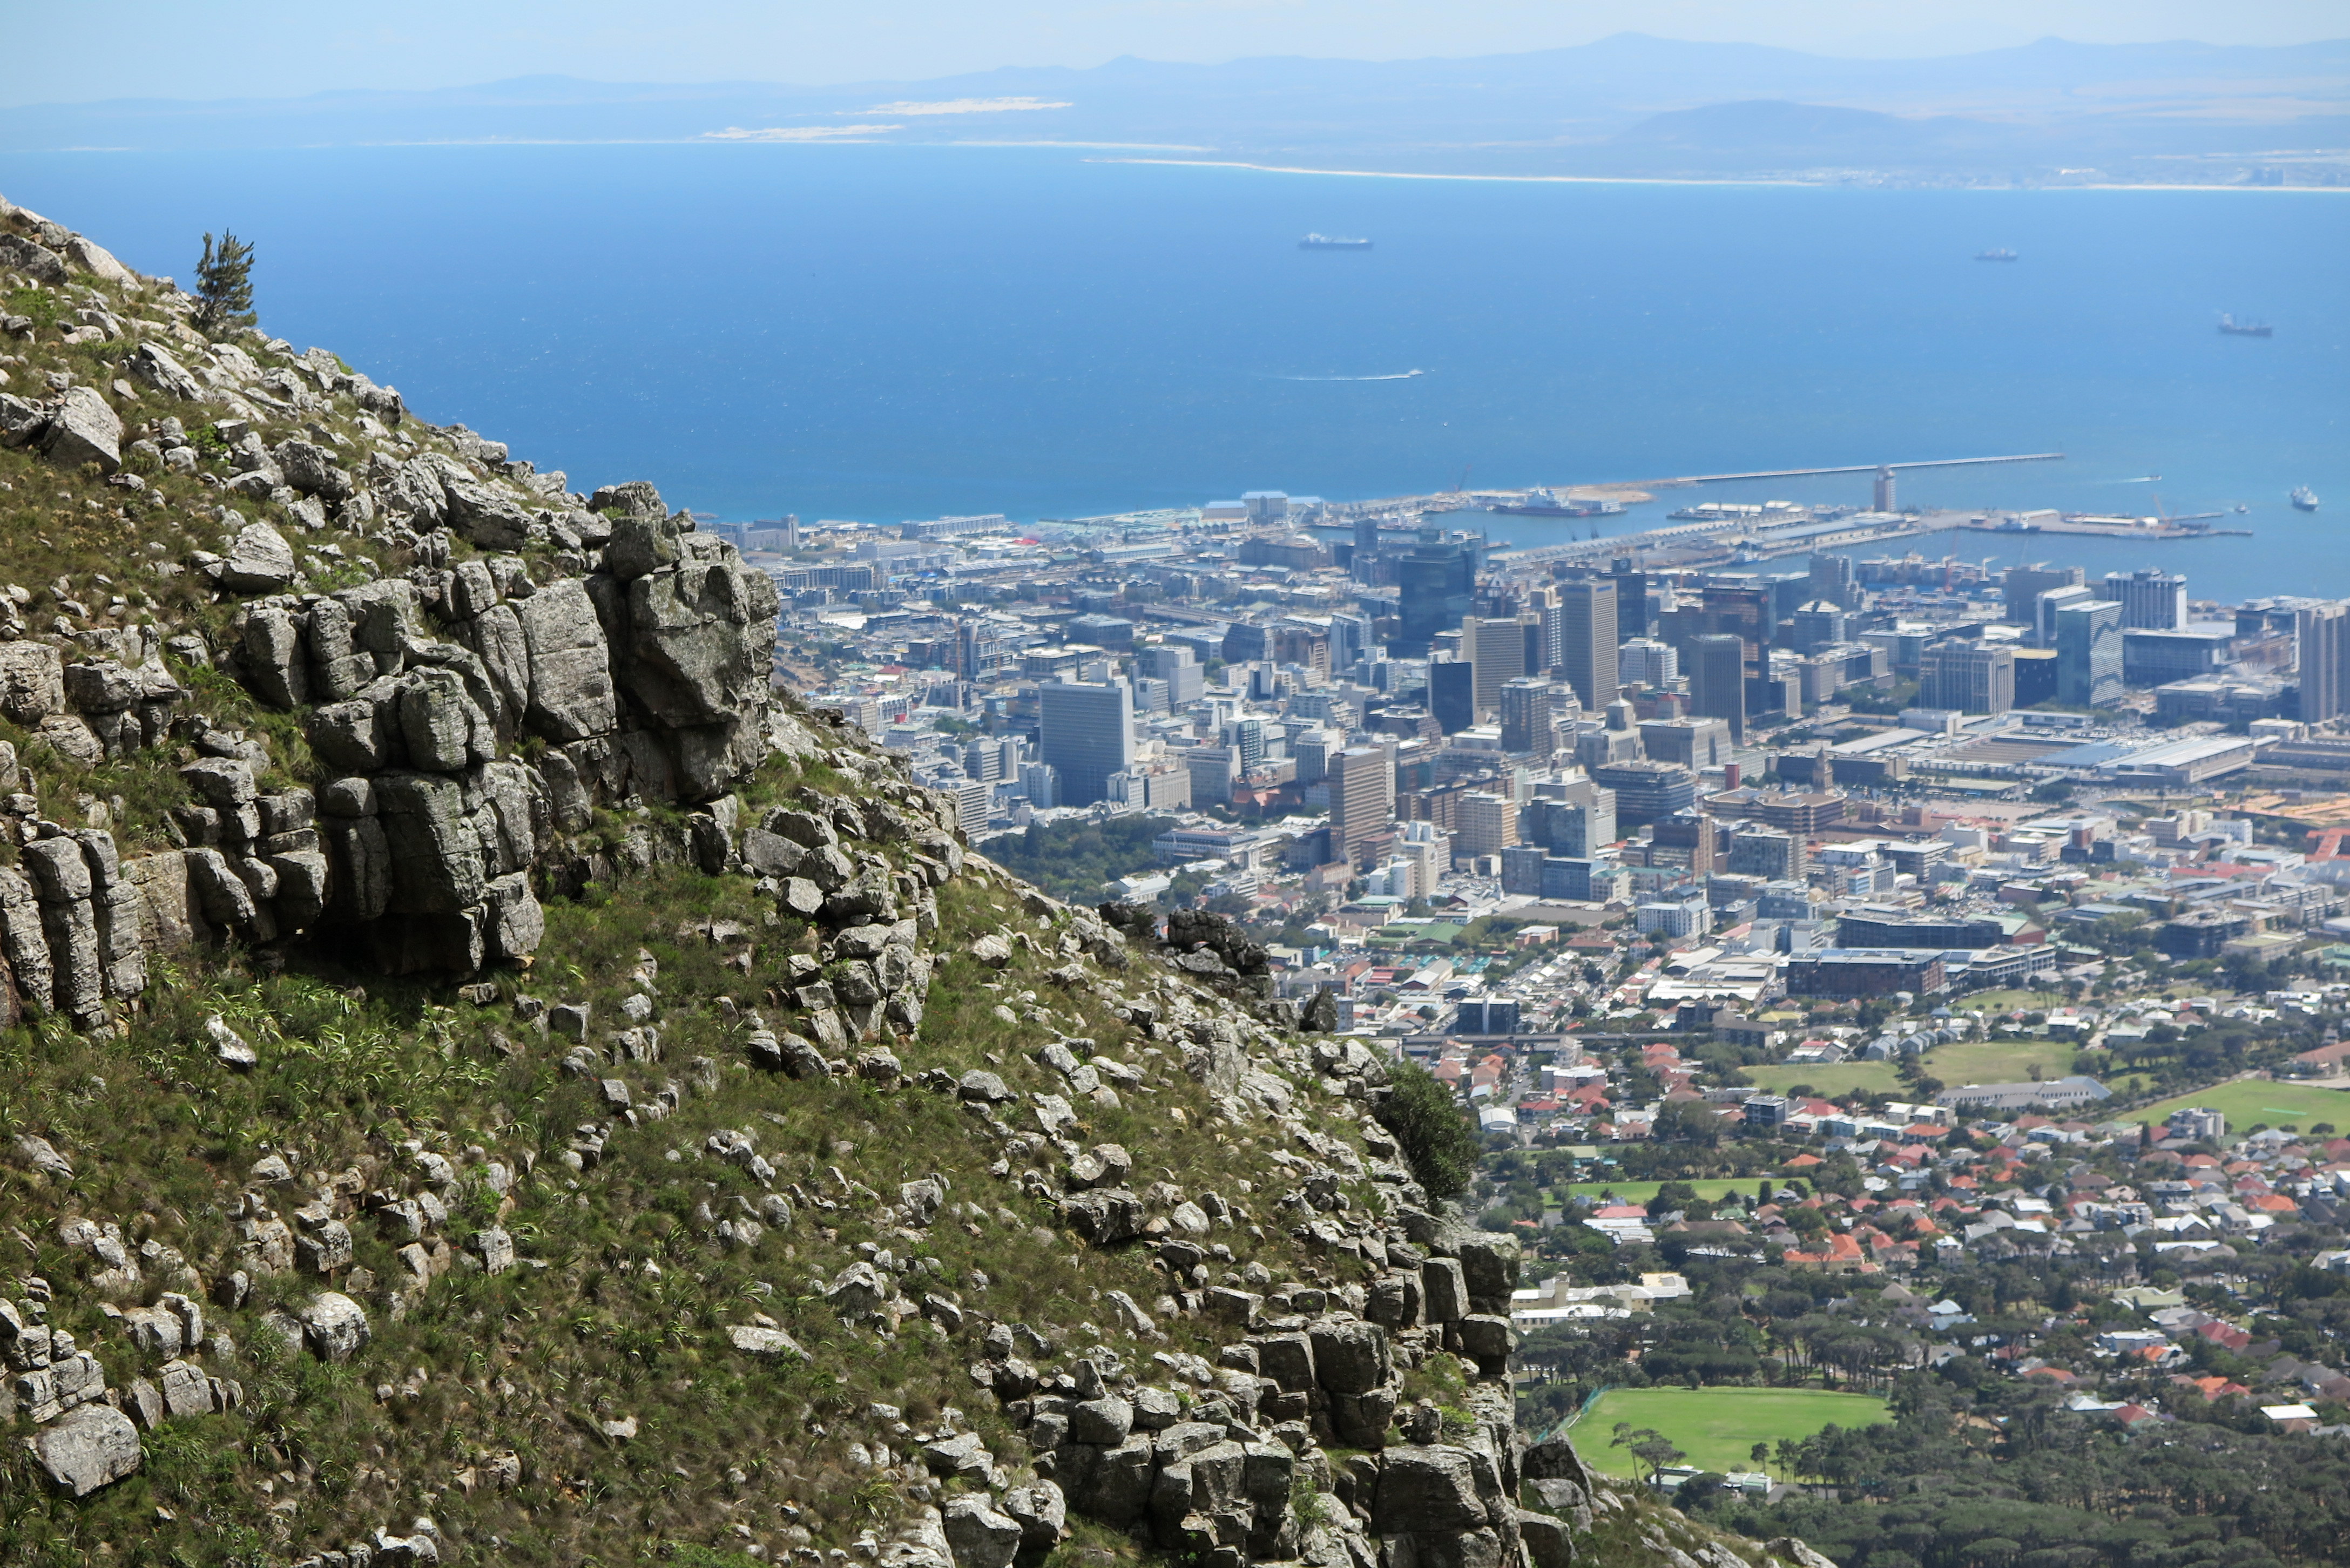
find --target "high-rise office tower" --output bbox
[1555,578,1619,713]
[2104,569,2190,631]
[1350,517,1381,577]
[1457,792,1519,860]
[1497,678,1561,756]
[1607,560,1653,637]
[1038,679,1135,804]
[1920,640,2017,715]
[2003,564,2084,624]
[1522,781,1616,858]
[1329,745,1395,867]
[953,619,1003,681]
[1329,613,1370,672]
[1461,615,1528,719]
[2056,601,2124,708]
[1807,553,1856,610]
[1429,659,1476,734]
[2297,601,2350,723]
[1686,632,1747,744]
[1617,638,1678,690]
[1789,602,1848,654]
[1395,529,1480,655]
[1225,717,1266,768]
[1872,467,1897,512]
[1138,644,1204,706]
[2036,583,2096,648]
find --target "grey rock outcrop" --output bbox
[41,386,122,474]
[28,1403,142,1496]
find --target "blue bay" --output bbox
[0,143,2342,598]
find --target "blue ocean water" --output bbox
[0,143,2342,600]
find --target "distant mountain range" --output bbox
[8,33,2348,184]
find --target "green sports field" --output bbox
[1564,1179,1765,1206]
[2129,1079,2350,1134]
[1739,1063,1901,1098]
[1572,1387,1891,1478]
[1921,1038,2078,1085]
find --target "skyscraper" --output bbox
[2297,601,2350,724]
[1329,746,1395,867]
[1919,640,2017,715]
[1686,632,1747,745]
[1555,578,1619,713]
[1395,529,1480,655]
[2103,569,2189,631]
[2003,564,2083,624]
[1138,644,1204,705]
[1457,793,1518,860]
[1429,659,1476,734]
[1461,615,1528,719]
[1497,678,1561,756]
[1617,638,1678,690]
[1807,553,1856,610]
[1038,679,1134,805]
[1608,560,1653,637]
[2056,601,2124,708]
[1522,782,1615,858]
[2035,583,2096,648]
[1789,602,1848,654]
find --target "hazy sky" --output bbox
[16,1,2345,104]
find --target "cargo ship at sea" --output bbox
[2293,486,2321,512]
[1298,234,1372,250]
[2219,314,2274,337]
[1974,248,2018,261]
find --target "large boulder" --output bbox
[0,233,66,285]
[373,772,487,913]
[1308,1316,1392,1396]
[62,234,139,287]
[39,386,120,474]
[1370,1446,1491,1535]
[127,342,203,401]
[940,1495,1023,1568]
[0,641,64,724]
[515,580,617,742]
[589,480,668,524]
[617,549,781,729]
[272,438,355,501]
[298,1292,370,1361]
[219,521,297,594]
[28,1403,142,1495]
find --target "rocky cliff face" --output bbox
[0,191,1836,1568]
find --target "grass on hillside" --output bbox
[2128,1079,2350,1133]
[1740,1063,1901,1099]
[1571,1387,1890,1478]
[0,840,1362,1566]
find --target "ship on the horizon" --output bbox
[2219,314,2274,337]
[1299,234,1373,250]
[1974,248,2018,261]
[2292,486,2320,512]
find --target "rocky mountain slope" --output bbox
[0,192,1831,1568]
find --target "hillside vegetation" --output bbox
[0,188,1857,1568]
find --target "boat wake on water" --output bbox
[1273,369,1427,381]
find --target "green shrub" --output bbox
[1375,1060,1481,1200]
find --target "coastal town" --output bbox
[717,484,2350,1479]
